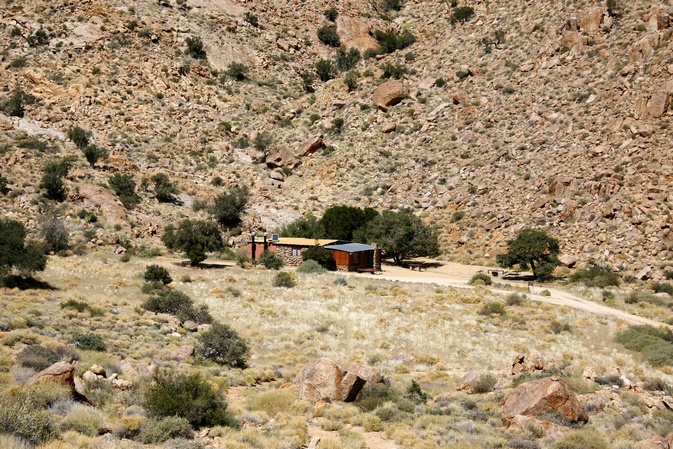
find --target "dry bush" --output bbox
[59,404,106,436]
[246,388,305,417]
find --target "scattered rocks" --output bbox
[511,350,546,375]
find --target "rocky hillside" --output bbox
[1,0,673,274]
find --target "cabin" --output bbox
[246,236,381,271]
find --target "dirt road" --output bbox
[356,261,670,328]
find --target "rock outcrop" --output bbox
[372,80,405,112]
[294,358,384,402]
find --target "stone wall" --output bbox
[276,246,304,266]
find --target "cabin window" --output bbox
[292,248,301,257]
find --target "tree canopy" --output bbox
[211,186,248,229]
[278,213,325,239]
[320,205,378,241]
[162,219,224,266]
[496,228,561,280]
[354,209,439,265]
[0,218,47,280]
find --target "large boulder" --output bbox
[294,358,383,402]
[298,135,325,157]
[28,361,75,391]
[502,376,589,427]
[372,80,406,112]
[579,6,607,31]
[647,91,670,118]
[336,16,378,53]
[266,146,301,169]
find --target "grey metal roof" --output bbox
[324,243,374,253]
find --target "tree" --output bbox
[211,186,249,229]
[39,159,72,202]
[227,62,249,81]
[317,25,340,47]
[108,173,139,209]
[82,144,108,168]
[0,219,47,280]
[496,228,561,280]
[320,205,378,241]
[185,35,206,59]
[315,59,334,82]
[354,209,439,265]
[1,86,37,117]
[198,323,250,368]
[66,126,91,150]
[302,245,334,268]
[151,173,178,203]
[258,250,283,270]
[334,46,360,72]
[39,216,69,253]
[279,213,325,239]
[162,219,224,266]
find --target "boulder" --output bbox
[183,320,199,332]
[639,436,669,449]
[579,6,607,32]
[294,358,382,402]
[298,135,325,157]
[336,16,378,53]
[171,345,195,361]
[511,350,546,375]
[28,361,76,391]
[266,147,301,169]
[382,123,396,133]
[502,376,589,427]
[90,364,106,377]
[459,371,495,394]
[647,91,670,118]
[636,266,653,280]
[372,80,405,112]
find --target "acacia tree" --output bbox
[496,228,561,280]
[211,186,248,229]
[319,205,378,241]
[162,219,224,266]
[354,209,439,265]
[278,213,325,239]
[0,219,47,281]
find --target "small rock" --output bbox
[381,123,396,133]
[183,320,199,332]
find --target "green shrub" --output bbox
[17,345,60,371]
[479,301,506,316]
[331,117,344,134]
[451,6,475,24]
[0,219,47,281]
[211,186,248,228]
[162,219,224,266]
[317,25,340,47]
[76,209,97,223]
[333,276,348,286]
[569,264,620,287]
[553,428,610,449]
[40,159,72,202]
[435,78,446,87]
[27,27,50,46]
[302,246,334,266]
[82,144,108,169]
[141,290,213,324]
[324,7,338,21]
[139,416,193,444]
[227,62,249,81]
[243,12,259,27]
[59,405,105,436]
[259,250,283,270]
[406,379,428,403]
[151,173,178,203]
[372,29,416,54]
[66,126,91,150]
[60,299,104,317]
[506,293,524,306]
[144,371,236,429]
[550,321,571,334]
[108,173,139,209]
[382,0,404,11]
[0,384,66,444]
[315,59,334,82]
[381,62,408,79]
[297,260,327,274]
[652,282,673,295]
[470,374,497,393]
[594,374,623,387]
[344,70,358,91]
[469,273,492,285]
[185,36,206,59]
[334,46,360,72]
[198,323,250,368]
[1,86,37,117]
[357,383,399,412]
[540,289,551,296]
[615,325,673,366]
[274,271,296,288]
[144,264,172,285]
[70,333,107,352]
[0,175,8,194]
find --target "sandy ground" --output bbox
[350,260,670,328]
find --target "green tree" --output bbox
[185,36,206,59]
[211,186,249,229]
[451,6,475,24]
[198,323,250,368]
[144,264,172,285]
[320,205,378,241]
[317,25,340,47]
[315,59,334,82]
[258,250,283,270]
[108,173,139,209]
[496,228,561,280]
[66,126,91,150]
[1,86,37,117]
[302,246,334,267]
[279,213,325,238]
[82,144,108,168]
[324,7,338,21]
[354,209,439,265]
[151,173,178,203]
[39,159,72,202]
[227,62,249,81]
[162,219,224,265]
[334,46,361,72]
[0,219,47,280]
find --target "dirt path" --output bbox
[353,261,670,328]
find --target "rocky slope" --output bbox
[1,0,673,275]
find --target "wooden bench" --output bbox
[408,263,426,271]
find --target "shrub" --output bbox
[331,117,344,134]
[142,290,213,324]
[39,216,69,253]
[344,71,358,91]
[151,173,178,203]
[435,78,446,87]
[334,46,360,72]
[82,144,108,168]
[185,36,206,59]
[540,289,551,296]
[144,264,172,285]
[198,323,250,368]
[243,12,259,27]
[302,246,334,266]
[139,416,193,444]
[553,428,610,449]
[297,260,327,274]
[76,209,97,223]
[469,273,492,286]
[382,0,404,11]
[1,86,37,117]
[615,325,673,366]
[451,6,475,24]
[40,159,72,202]
[162,219,224,266]
[594,374,624,387]
[569,264,620,287]
[227,62,249,81]
[108,173,139,209]
[61,299,103,317]
[550,321,571,334]
[70,333,107,352]
[381,62,408,79]
[144,371,236,429]
[66,126,91,150]
[0,384,69,444]
[479,301,506,316]
[373,29,416,54]
[0,175,7,194]
[406,379,428,403]
[17,345,60,371]
[506,293,524,306]
[641,378,672,393]
[317,25,340,47]
[333,276,348,286]
[274,271,296,288]
[470,374,497,393]
[652,282,673,295]
[211,186,249,228]
[27,27,50,46]
[0,218,47,280]
[59,404,105,436]
[259,250,283,270]
[315,59,334,82]
[324,7,338,21]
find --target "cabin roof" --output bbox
[324,243,374,253]
[274,238,340,247]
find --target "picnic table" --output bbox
[408,263,426,271]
